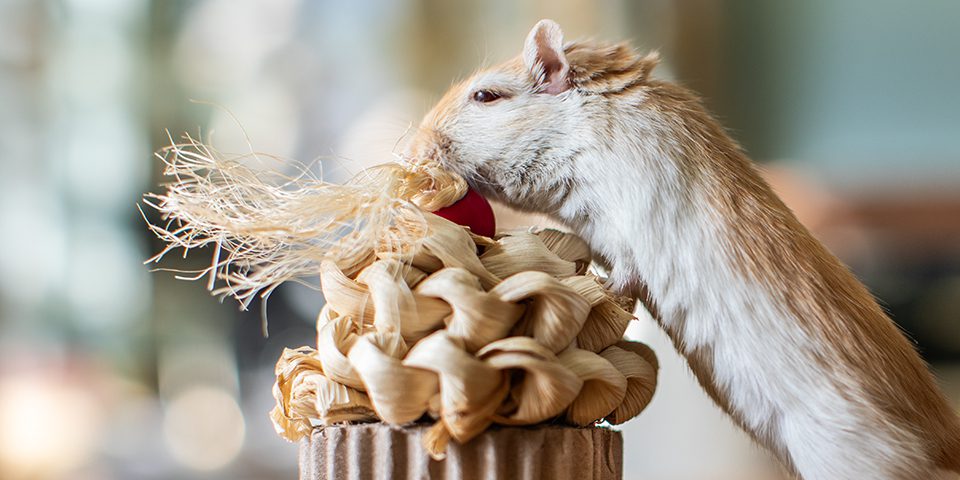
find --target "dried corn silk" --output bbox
[144,135,463,310]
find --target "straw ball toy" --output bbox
[143,134,658,460]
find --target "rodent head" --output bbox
[405,19,659,214]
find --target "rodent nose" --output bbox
[405,129,448,165]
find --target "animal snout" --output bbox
[404,128,452,166]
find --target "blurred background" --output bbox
[1,1,958,479]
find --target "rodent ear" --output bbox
[523,19,571,95]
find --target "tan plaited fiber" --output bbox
[269,220,658,459]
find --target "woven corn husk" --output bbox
[600,341,659,425]
[272,217,659,458]
[559,348,628,426]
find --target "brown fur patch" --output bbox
[564,42,660,94]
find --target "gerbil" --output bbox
[405,19,960,480]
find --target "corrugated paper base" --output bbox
[299,423,623,480]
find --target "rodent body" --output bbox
[406,20,960,480]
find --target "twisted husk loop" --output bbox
[141,139,657,459]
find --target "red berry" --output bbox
[432,189,496,237]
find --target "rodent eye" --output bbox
[471,90,502,103]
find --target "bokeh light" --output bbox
[162,387,246,472]
[0,374,103,480]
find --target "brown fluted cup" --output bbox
[299,423,623,480]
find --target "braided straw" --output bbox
[142,135,657,459]
[270,217,658,459]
